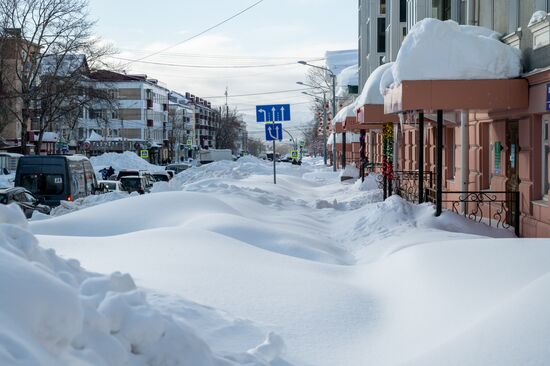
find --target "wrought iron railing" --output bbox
[393,171,434,203]
[425,188,520,237]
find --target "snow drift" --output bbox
[0,202,286,365]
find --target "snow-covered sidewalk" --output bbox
[2,156,550,365]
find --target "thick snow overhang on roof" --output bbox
[383,79,529,114]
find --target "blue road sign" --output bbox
[265,123,283,141]
[256,104,291,122]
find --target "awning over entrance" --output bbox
[356,104,399,130]
[384,79,529,114]
[383,78,529,218]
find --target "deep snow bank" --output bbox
[0,203,286,365]
[90,151,162,174]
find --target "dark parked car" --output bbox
[120,176,149,194]
[15,155,101,207]
[152,172,171,182]
[0,187,51,218]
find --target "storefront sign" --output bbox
[547,83,550,111]
[494,141,502,174]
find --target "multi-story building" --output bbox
[84,71,169,146]
[184,92,221,149]
[0,28,40,152]
[168,91,195,161]
[355,0,550,237]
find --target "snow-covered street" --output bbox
[4,156,544,365]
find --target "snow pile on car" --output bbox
[90,151,162,175]
[0,202,287,365]
[392,19,522,85]
[49,191,137,217]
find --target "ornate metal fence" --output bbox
[393,171,434,203]
[425,189,520,237]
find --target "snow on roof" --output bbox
[325,50,358,76]
[35,132,59,142]
[392,19,521,86]
[332,103,356,126]
[86,131,104,142]
[356,62,394,106]
[39,54,87,77]
[336,64,359,97]
[528,10,548,27]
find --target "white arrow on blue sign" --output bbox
[256,104,291,122]
[265,123,283,141]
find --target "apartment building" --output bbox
[84,71,169,147]
[168,91,195,161]
[0,28,40,152]
[184,92,221,149]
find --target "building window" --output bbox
[400,0,407,22]
[432,0,451,20]
[380,0,386,15]
[377,17,386,53]
[507,0,519,34]
[543,116,549,200]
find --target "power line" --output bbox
[118,48,325,61]
[123,0,266,66]
[113,56,322,69]
[204,88,315,99]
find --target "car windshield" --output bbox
[20,174,64,195]
[121,178,141,189]
[103,182,117,190]
[0,194,8,204]
[153,174,169,182]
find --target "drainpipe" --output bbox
[460,110,470,214]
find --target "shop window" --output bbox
[543,116,549,200]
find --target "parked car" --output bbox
[0,187,51,218]
[165,170,175,179]
[120,176,149,194]
[15,155,101,207]
[165,163,191,174]
[98,180,125,192]
[116,169,155,188]
[152,172,171,182]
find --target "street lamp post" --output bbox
[298,61,337,171]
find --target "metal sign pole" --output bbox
[273,137,276,184]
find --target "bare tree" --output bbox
[215,107,245,153]
[0,0,115,154]
[246,137,264,157]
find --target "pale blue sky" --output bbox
[88,0,357,137]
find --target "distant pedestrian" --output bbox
[106,166,115,178]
